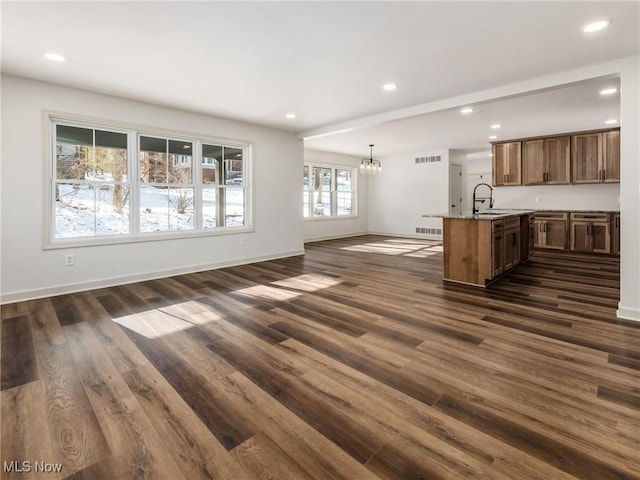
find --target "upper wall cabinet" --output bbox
[523,136,570,185]
[603,129,620,183]
[493,128,619,187]
[571,129,620,184]
[492,141,521,186]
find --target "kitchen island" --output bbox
[439,210,535,287]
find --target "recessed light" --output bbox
[43,52,65,62]
[285,113,296,119]
[491,124,501,129]
[382,83,397,91]
[489,135,498,140]
[461,107,473,114]
[605,119,618,124]
[599,88,618,95]
[583,20,609,33]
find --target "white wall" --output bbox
[303,149,369,242]
[369,149,449,239]
[1,75,304,303]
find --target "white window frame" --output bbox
[44,112,253,249]
[303,162,357,220]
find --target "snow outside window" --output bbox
[55,124,130,238]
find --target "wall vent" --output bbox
[415,227,442,235]
[415,155,441,164]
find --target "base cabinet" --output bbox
[533,212,568,250]
[533,211,617,255]
[503,226,521,270]
[444,213,530,287]
[492,228,504,278]
[612,213,620,256]
[570,213,611,254]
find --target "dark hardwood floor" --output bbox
[1,235,639,479]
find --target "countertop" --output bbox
[423,208,619,220]
[423,209,535,220]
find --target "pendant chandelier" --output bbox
[360,144,381,173]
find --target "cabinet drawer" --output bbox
[502,216,520,228]
[492,220,503,232]
[570,212,610,222]
[534,212,568,221]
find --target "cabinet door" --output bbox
[545,136,571,184]
[533,220,544,248]
[544,220,567,250]
[492,231,504,277]
[591,222,611,254]
[602,130,620,183]
[570,222,591,252]
[503,227,521,270]
[492,144,507,186]
[504,142,522,185]
[528,222,535,255]
[572,133,602,184]
[523,139,545,185]
[612,214,620,256]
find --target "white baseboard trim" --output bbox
[0,249,305,305]
[304,231,368,243]
[617,304,640,322]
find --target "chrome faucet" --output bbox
[472,183,494,214]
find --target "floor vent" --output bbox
[415,155,441,164]
[415,227,442,235]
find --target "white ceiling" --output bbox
[2,1,638,159]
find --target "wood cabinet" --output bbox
[572,129,620,184]
[602,130,620,183]
[491,223,504,278]
[523,136,570,185]
[570,213,610,254]
[492,142,521,186]
[520,214,535,261]
[533,212,568,250]
[503,226,521,270]
[443,213,530,287]
[494,128,619,187]
[612,213,620,256]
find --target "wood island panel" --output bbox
[443,218,493,286]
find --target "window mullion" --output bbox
[130,132,140,234]
[194,140,202,230]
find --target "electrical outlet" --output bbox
[239,237,246,246]
[64,254,74,266]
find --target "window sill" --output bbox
[44,226,255,250]
[304,215,359,222]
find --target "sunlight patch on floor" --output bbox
[234,284,302,301]
[272,273,341,292]
[341,240,442,256]
[115,308,197,339]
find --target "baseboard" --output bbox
[617,304,640,322]
[0,249,305,305]
[304,231,368,243]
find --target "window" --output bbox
[303,163,356,218]
[139,136,194,232]
[55,124,130,238]
[50,117,250,245]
